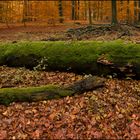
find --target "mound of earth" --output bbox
[66,24,140,41]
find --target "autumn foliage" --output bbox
[0,1,140,139]
[0,0,140,25]
[0,66,140,139]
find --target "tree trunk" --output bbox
[0,76,105,105]
[138,1,140,22]
[88,1,92,24]
[5,2,10,28]
[111,0,118,25]
[126,0,130,23]
[0,2,4,22]
[58,0,63,23]
[71,0,75,20]
[77,0,80,20]
[134,0,137,23]
[84,0,87,20]
[100,1,103,21]
[97,1,100,21]
[23,0,28,27]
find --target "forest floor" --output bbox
[0,66,140,139]
[0,24,140,139]
[0,23,140,42]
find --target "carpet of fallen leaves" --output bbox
[1,24,140,42]
[0,66,140,139]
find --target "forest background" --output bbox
[0,0,140,27]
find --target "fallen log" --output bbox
[0,76,105,105]
[0,41,140,79]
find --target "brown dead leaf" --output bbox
[31,129,42,139]
[0,130,7,139]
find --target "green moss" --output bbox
[0,40,140,76]
[57,89,74,97]
[0,40,140,62]
[0,85,51,104]
[0,85,75,105]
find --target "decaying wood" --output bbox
[67,76,105,93]
[0,76,105,105]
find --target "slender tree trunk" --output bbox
[88,1,92,24]
[126,0,130,23]
[77,0,80,20]
[138,1,140,22]
[100,1,103,21]
[71,0,75,20]
[23,0,28,27]
[84,0,87,20]
[134,0,137,23]
[111,0,118,25]
[120,0,123,22]
[0,2,3,22]
[5,2,10,28]
[97,1,100,21]
[58,0,63,23]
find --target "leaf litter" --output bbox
[0,66,140,139]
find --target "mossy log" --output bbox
[0,41,140,79]
[0,76,105,105]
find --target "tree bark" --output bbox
[111,0,118,25]
[0,2,4,22]
[138,1,140,22]
[134,0,137,23]
[0,76,105,105]
[88,1,92,24]
[71,0,75,20]
[126,0,130,23]
[23,0,28,27]
[58,0,63,23]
